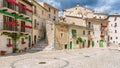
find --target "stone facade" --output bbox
[108,15,120,46]
[0,0,33,54]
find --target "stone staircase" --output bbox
[28,40,49,52]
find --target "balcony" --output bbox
[1,0,20,13]
[86,25,93,30]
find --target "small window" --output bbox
[48,14,51,18]
[116,37,118,39]
[114,23,117,27]
[72,29,77,38]
[111,37,112,40]
[88,31,90,35]
[83,30,85,35]
[114,17,117,21]
[54,10,56,14]
[60,33,63,38]
[42,10,44,15]
[48,8,51,12]
[34,19,37,28]
[7,39,11,44]
[111,24,113,26]
[21,38,24,43]
[115,30,117,33]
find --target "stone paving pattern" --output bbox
[0,48,120,68]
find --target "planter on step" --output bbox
[1,51,6,56]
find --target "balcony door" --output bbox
[21,21,25,32]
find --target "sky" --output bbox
[38,0,120,16]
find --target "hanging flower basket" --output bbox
[7,44,13,47]
[1,51,6,56]
[22,42,26,44]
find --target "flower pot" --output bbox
[1,51,6,56]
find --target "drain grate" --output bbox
[39,62,46,64]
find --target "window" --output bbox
[34,6,37,14]
[42,10,44,15]
[54,10,56,14]
[83,30,85,35]
[34,19,37,28]
[7,39,11,44]
[114,23,117,27]
[88,31,90,35]
[116,37,118,39]
[48,8,51,12]
[60,33,63,38]
[53,16,56,21]
[114,17,117,21]
[48,14,51,18]
[111,37,112,40]
[21,21,25,32]
[3,15,16,31]
[111,24,113,26]
[115,30,117,33]
[21,38,24,43]
[72,29,77,38]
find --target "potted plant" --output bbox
[1,51,7,56]
[76,37,83,48]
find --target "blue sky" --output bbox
[38,0,120,15]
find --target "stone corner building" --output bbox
[52,4,109,50]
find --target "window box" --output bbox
[22,42,26,44]
[7,44,13,47]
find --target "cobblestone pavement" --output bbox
[0,48,120,68]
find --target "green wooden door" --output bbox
[92,41,94,47]
[70,41,72,49]
[100,40,104,47]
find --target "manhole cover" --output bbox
[39,62,46,64]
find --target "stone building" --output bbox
[30,0,48,46]
[39,2,59,50]
[0,0,33,54]
[108,14,120,46]
[53,4,108,49]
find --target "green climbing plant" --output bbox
[3,32,24,53]
[76,37,83,49]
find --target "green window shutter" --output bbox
[72,29,77,38]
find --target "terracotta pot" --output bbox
[1,51,6,56]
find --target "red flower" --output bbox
[22,42,26,44]
[7,44,13,47]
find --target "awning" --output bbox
[24,25,32,29]
[8,22,19,26]
[8,0,20,6]
[23,6,33,12]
